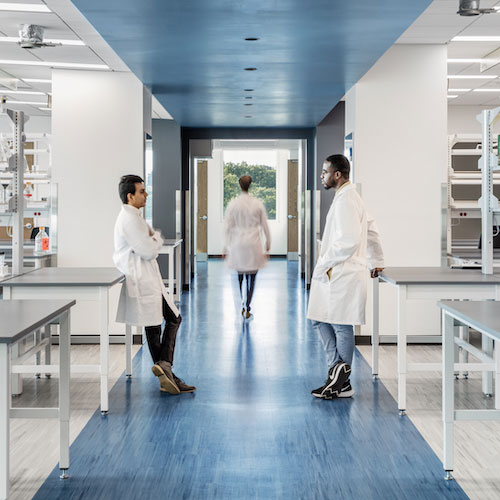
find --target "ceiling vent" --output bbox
[457,0,496,15]
[18,25,60,48]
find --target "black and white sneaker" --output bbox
[311,379,331,398]
[311,362,351,399]
[337,381,354,398]
[312,380,354,400]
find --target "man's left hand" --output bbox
[370,268,384,278]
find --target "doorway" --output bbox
[194,139,302,262]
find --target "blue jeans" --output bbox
[311,321,354,370]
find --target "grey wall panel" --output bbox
[153,119,181,276]
[315,101,345,234]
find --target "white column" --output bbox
[52,70,146,337]
[346,44,448,338]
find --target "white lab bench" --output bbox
[438,300,500,481]
[0,299,75,500]
[371,267,500,414]
[1,267,130,415]
[159,239,183,302]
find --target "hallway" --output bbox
[33,260,466,499]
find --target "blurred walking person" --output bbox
[224,175,271,320]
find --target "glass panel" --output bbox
[145,138,153,225]
[223,150,276,219]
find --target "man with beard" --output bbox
[307,154,384,399]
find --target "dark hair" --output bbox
[325,154,350,179]
[239,175,252,192]
[119,175,144,204]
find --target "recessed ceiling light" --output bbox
[448,88,471,92]
[5,100,46,105]
[452,36,500,42]
[447,75,496,79]
[0,3,51,12]
[448,95,458,99]
[244,37,259,41]
[23,78,51,84]
[473,88,500,92]
[244,67,257,71]
[0,59,108,70]
[0,90,45,95]
[244,89,254,92]
[0,36,84,46]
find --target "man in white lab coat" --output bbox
[307,155,384,399]
[224,175,271,320]
[113,175,195,395]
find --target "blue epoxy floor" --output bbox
[34,260,468,500]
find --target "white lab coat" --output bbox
[307,183,384,325]
[113,204,179,327]
[224,192,271,272]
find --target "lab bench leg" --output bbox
[442,311,456,479]
[0,344,10,500]
[99,287,109,415]
[59,311,70,477]
[371,277,379,379]
[397,285,408,415]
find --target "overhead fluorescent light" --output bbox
[5,100,46,105]
[0,90,45,95]
[0,59,108,70]
[23,78,51,84]
[0,36,84,46]
[0,67,18,90]
[0,3,51,12]
[447,75,496,79]
[448,58,490,63]
[448,95,458,99]
[452,36,500,42]
[473,88,500,92]
[38,107,51,111]
[448,88,471,92]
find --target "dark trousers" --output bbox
[145,298,181,365]
[238,272,257,310]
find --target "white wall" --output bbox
[448,105,500,135]
[207,149,289,255]
[346,44,448,336]
[52,70,145,334]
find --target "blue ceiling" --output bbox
[72,0,432,128]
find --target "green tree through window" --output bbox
[224,160,276,219]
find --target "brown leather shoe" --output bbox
[152,363,180,395]
[173,373,196,393]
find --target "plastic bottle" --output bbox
[35,226,49,254]
[23,182,33,200]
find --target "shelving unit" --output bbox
[0,116,56,273]
[444,133,500,268]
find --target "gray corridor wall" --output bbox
[315,101,345,234]
[152,118,182,275]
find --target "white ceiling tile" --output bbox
[448,41,500,58]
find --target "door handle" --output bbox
[199,215,208,220]
[288,215,297,220]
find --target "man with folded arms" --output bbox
[113,175,195,395]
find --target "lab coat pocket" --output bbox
[327,263,344,283]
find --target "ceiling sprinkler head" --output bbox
[457,0,495,15]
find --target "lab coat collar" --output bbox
[122,204,141,215]
[335,182,356,197]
